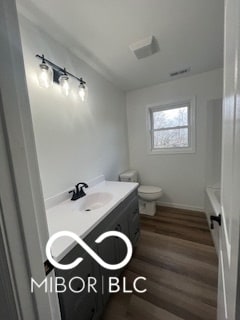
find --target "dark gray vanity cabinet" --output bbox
[56,189,139,320]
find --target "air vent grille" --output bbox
[170,67,191,77]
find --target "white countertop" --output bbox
[46,179,138,262]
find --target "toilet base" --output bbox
[139,199,156,216]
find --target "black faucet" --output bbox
[69,182,88,201]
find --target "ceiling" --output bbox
[17,0,224,91]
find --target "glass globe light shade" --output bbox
[37,62,53,88]
[59,74,70,96]
[78,83,88,102]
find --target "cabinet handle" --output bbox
[133,208,138,215]
[115,224,122,232]
[135,228,140,235]
[90,308,95,320]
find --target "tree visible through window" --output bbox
[149,101,194,152]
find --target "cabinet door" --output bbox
[129,210,140,246]
[56,246,98,320]
[97,233,118,305]
[71,291,96,320]
[110,196,140,277]
[114,213,130,276]
[126,197,140,246]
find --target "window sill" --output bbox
[148,147,195,155]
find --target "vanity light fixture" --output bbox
[35,54,87,101]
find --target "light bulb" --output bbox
[78,83,88,102]
[37,62,53,88]
[59,74,70,96]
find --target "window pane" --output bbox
[153,128,189,149]
[153,106,188,129]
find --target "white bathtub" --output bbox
[205,185,221,256]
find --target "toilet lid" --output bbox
[138,185,162,194]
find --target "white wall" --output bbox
[127,69,223,211]
[18,15,129,199]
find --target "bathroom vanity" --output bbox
[46,178,139,320]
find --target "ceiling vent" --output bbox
[170,67,191,77]
[129,36,159,60]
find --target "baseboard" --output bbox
[156,201,205,212]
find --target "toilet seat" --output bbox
[138,185,162,194]
[138,185,163,202]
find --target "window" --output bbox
[148,99,195,154]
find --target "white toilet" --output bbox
[119,170,163,216]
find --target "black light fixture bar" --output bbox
[35,54,86,85]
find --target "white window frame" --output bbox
[147,97,196,155]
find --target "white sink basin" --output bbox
[79,192,113,211]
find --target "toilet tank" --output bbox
[119,170,138,182]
